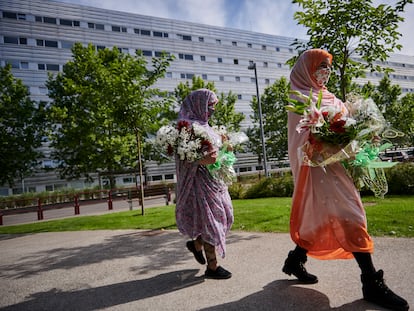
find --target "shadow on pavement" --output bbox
[1,269,204,311]
[200,279,386,311]
[0,230,262,279]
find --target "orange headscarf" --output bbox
[290,49,334,101]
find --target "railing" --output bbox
[0,185,173,225]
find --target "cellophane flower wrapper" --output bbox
[155,121,213,162]
[207,129,249,185]
[286,91,398,197]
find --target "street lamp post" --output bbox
[248,62,269,177]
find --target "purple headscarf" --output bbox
[178,89,218,125]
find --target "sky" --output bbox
[54,0,414,56]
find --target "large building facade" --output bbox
[1,0,414,194]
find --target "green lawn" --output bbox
[0,196,413,237]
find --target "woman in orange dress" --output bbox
[282,49,408,311]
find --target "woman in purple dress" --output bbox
[175,89,233,279]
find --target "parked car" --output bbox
[379,150,410,162]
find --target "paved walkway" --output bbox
[1,229,413,310]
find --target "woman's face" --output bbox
[313,57,332,87]
[208,100,217,118]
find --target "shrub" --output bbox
[244,173,294,199]
[386,162,414,195]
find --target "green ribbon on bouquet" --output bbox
[345,142,397,198]
[207,148,237,184]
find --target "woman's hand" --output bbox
[199,151,218,165]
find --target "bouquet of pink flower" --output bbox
[286,90,398,197]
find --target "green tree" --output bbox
[360,75,401,116]
[360,76,413,147]
[386,93,414,146]
[247,77,291,162]
[291,0,412,100]
[0,64,46,187]
[46,43,173,189]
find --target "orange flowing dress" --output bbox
[288,50,374,260]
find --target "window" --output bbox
[89,23,104,30]
[43,17,57,24]
[264,62,268,67]
[181,73,194,79]
[38,64,46,70]
[249,60,254,67]
[60,19,72,26]
[142,50,152,56]
[123,177,134,183]
[20,61,29,69]
[262,45,267,50]
[134,28,140,34]
[46,64,60,71]
[277,63,282,68]
[153,31,162,37]
[3,11,17,19]
[165,174,174,180]
[112,25,121,32]
[218,58,223,63]
[219,76,224,81]
[216,39,221,44]
[247,43,252,48]
[183,35,192,41]
[202,74,208,80]
[237,94,242,100]
[166,72,172,78]
[233,59,239,65]
[61,41,73,49]
[60,19,80,27]
[35,16,42,22]
[6,60,19,69]
[276,47,280,52]
[154,51,164,57]
[265,79,270,85]
[4,36,18,44]
[200,55,206,61]
[45,40,58,48]
[37,39,58,48]
[96,45,105,51]
[118,47,129,53]
[179,54,193,60]
[232,41,237,46]
[235,76,240,82]
[140,29,151,36]
[199,37,204,42]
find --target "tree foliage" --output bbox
[360,75,413,147]
[0,64,46,187]
[290,0,412,100]
[247,77,290,162]
[46,43,173,187]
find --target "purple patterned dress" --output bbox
[175,89,234,257]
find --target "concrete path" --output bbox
[0,230,412,310]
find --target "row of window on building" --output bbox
[2,10,293,53]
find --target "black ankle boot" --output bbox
[282,250,318,284]
[361,270,409,311]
